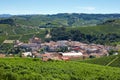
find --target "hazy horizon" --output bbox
[1,13,120,16]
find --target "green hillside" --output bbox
[0,58,120,80]
[0,23,46,53]
[0,23,46,42]
[11,13,120,27]
[0,14,120,80]
[67,19,120,35]
[50,19,120,45]
[0,14,120,53]
[0,14,120,38]
[82,55,120,68]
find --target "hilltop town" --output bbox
[8,37,112,61]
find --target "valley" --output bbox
[0,13,120,80]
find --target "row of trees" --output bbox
[50,27,120,45]
[0,19,14,25]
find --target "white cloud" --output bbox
[76,6,96,11]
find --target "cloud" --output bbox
[76,6,96,11]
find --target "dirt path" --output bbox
[106,56,119,66]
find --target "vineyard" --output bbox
[0,58,120,80]
[82,55,120,67]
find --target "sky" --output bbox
[0,0,120,15]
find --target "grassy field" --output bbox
[67,24,120,35]
[0,58,120,80]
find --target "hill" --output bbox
[0,13,120,37]
[50,19,120,45]
[0,14,12,18]
[67,19,120,35]
[11,13,120,27]
[0,58,120,80]
[0,14,120,53]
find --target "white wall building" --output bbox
[60,51,83,57]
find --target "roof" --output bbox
[42,53,51,57]
[61,51,83,56]
[21,43,40,47]
[22,52,32,56]
[3,40,14,43]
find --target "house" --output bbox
[59,51,83,57]
[42,53,52,61]
[20,43,41,51]
[0,54,6,58]
[86,48,99,53]
[41,52,65,61]
[22,52,32,57]
[116,45,120,50]
[29,37,41,44]
[58,51,83,60]
[56,40,68,47]
[3,40,15,44]
[61,56,69,61]
[41,41,58,52]
[32,51,42,58]
[14,40,23,47]
[71,46,80,51]
[14,37,41,52]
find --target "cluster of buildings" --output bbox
[14,37,109,61]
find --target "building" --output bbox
[0,54,6,58]
[29,37,41,44]
[19,42,41,51]
[22,52,32,57]
[59,51,83,57]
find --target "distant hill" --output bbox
[0,13,120,53]
[0,13,120,44]
[68,19,120,35]
[0,13,120,28]
[0,14,12,18]
[50,19,120,45]
[10,13,120,27]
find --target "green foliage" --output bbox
[0,44,13,53]
[57,46,68,52]
[0,14,120,53]
[82,55,120,67]
[51,24,120,45]
[0,18,14,25]
[0,58,120,80]
[89,55,96,58]
[0,14,120,45]
[7,35,20,40]
[108,50,118,55]
[82,56,116,66]
[51,27,70,41]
